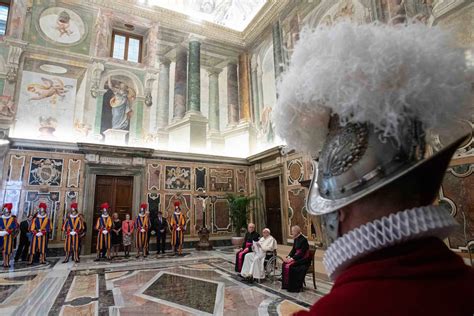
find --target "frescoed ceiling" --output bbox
[135,0,267,31]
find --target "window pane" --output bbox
[112,34,126,60]
[0,5,9,36]
[128,38,141,63]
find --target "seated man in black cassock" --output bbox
[282,225,311,292]
[235,223,260,273]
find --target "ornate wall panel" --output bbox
[209,168,234,192]
[147,164,161,191]
[67,159,82,188]
[7,155,25,184]
[288,188,309,238]
[165,166,191,190]
[28,157,64,186]
[236,169,248,193]
[439,164,474,249]
[287,158,304,185]
[147,192,160,224]
[195,167,207,192]
[212,197,231,233]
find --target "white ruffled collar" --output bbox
[70,214,78,218]
[101,214,109,218]
[323,205,458,281]
[1,215,11,219]
[37,213,46,218]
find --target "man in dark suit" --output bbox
[15,214,32,262]
[155,211,168,254]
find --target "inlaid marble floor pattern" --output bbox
[0,248,330,315]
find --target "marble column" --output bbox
[227,62,239,125]
[272,21,284,80]
[238,53,251,122]
[208,69,220,131]
[173,47,187,120]
[250,63,260,128]
[156,59,171,130]
[188,40,201,113]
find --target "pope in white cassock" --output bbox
[240,228,277,280]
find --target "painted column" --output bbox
[250,62,259,128]
[187,40,201,113]
[238,53,251,122]
[208,69,220,131]
[227,62,239,125]
[93,91,106,135]
[173,46,187,120]
[272,21,284,80]
[130,99,144,141]
[156,59,171,130]
[257,66,264,124]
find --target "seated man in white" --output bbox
[240,228,277,281]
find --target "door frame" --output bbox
[82,163,144,254]
[255,166,287,245]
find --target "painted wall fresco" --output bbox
[28,3,93,55]
[15,71,77,139]
[101,76,136,133]
[38,7,87,45]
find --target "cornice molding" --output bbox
[86,0,244,46]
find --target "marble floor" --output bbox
[0,248,332,315]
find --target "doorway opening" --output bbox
[264,177,283,244]
[92,175,133,252]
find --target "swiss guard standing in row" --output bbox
[95,202,112,261]
[135,203,149,258]
[62,203,84,263]
[170,201,186,256]
[0,203,18,268]
[29,203,50,264]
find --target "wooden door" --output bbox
[264,177,283,244]
[92,175,133,252]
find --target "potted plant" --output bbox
[227,194,256,247]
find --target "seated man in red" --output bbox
[272,21,474,316]
[235,223,259,273]
[281,225,310,292]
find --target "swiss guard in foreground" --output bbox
[135,203,150,258]
[271,22,474,316]
[95,202,112,260]
[29,203,51,264]
[0,203,18,268]
[170,201,186,255]
[62,202,84,263]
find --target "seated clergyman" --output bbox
[281,225,311,292]
[235,223,260,273]
[240,228,277,281]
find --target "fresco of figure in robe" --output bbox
[101,76,136,134]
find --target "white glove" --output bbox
[70,231,77,236]
[102,230,108,235]
[0,231,7,237]
[141,228,145,233]
[176,227,181,231]
[36,232,43,237]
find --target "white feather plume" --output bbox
[273,21,471,154]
